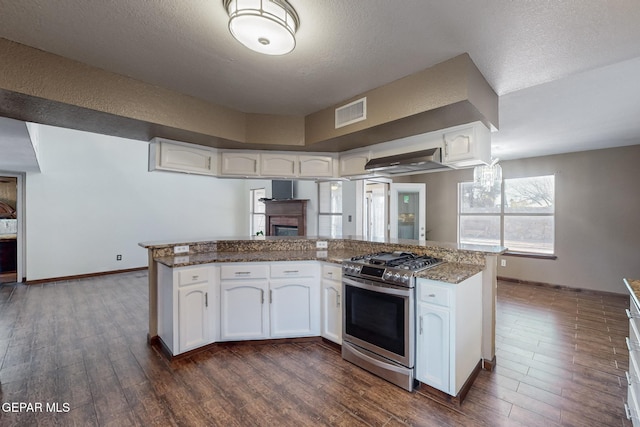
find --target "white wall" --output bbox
[25,125,246,281]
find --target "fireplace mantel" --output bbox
[264,199,308,236]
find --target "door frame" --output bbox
[389,183,426,240]
[0,172,24,282]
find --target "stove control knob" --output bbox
[402,274,410,283]
[384,271,394,280]
[393,272,401,281]
[354,266,361,273]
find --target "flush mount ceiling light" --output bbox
[223,0,300,55]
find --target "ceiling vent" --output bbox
[335,97,367,129]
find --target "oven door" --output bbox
[342,276,414,368]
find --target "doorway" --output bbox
[364,181,389,241]
[389,183,426,240]
[0,176,18,283]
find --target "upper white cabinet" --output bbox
[441,123,491,168]
[261,153,298,177]
[299,155,335,178]
[220,151,261,176]
[149,138,217,176]
[339,150,372,178]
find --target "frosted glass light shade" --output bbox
[224,0,299,55]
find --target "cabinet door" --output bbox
[261,154,298,177]
[220,281,269,340]
[155,140,216,175]
[299,155,334,178]
[178,283,210,352]
[321,279,342,344]
[443,127,474,163]
[220,152,260,176]
[416,302,450,394]
[270,279,320,338]
[339,151,371,177]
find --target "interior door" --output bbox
[389,183,426,240]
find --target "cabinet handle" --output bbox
[337,293,340,308]
[261,289,264,304]
[235,271,251,275]
[270,290,273,304]
[626,337,640,352]
[419,316,423,335]
[625,402,633,420]
[207,157,212,169]
[626,309,639,319]
[327,272,333,276]
[192,275,199,280]
[205,292,208,308]
[428,294,436,298]
[626,371,635,386]
[284,270,299,274]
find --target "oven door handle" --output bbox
[342,276,412,297]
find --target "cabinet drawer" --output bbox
[322,264,341,281]
[178,267,209,287]
[270,263,314,278]
[220,264,268,280]
[418,281,450,307]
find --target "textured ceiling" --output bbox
[0,0,639,161]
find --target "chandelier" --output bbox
[473,158,502,189]
[223,0,300,55]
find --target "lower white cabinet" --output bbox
[625,279,640,426]
[157,264,219,355]
[220,262,320,341]
[415,273,482,396]
[321,263,342,344]
[221,280,270,340]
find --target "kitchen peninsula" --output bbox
[139,236,505,369]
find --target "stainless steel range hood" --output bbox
[364,147,451,175]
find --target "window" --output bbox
[459,175,555,254]
[318,181,342,237]
[249,188,265,235]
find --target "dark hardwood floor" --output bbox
[0,271,632,426]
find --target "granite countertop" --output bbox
[155,250,484,284]
[625,278,640,307]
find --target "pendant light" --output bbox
[473,158,502,190]
[223,0,300,55]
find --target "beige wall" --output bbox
[404,144,640,294]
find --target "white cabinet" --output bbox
[157,264,218,355]
[220,263,269,340]
[441,122,491,168]
[299,155,334,178]
[339,150,372,177]
[625,279,640,426]
[220,151,260,176]
[219,262,320,341]
[261,153,298,177]
[149,138,217,176]
[415,273,482,396]
[321,263,342,344]
[221,280,270,340]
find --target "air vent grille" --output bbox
[335,97,367,129]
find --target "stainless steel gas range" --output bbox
[341,251,443,391]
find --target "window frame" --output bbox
[458,174,556,257]
[317,181,343,238]
[249,187,266,236]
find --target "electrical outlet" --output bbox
[316,241,328,249]
[501,259,506,267]
[174,245,189,254]
[116,254,122,261]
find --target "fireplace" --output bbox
[264,200,307,236]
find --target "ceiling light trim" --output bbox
[223,0,300,56]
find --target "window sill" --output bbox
[503,251,557,260]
